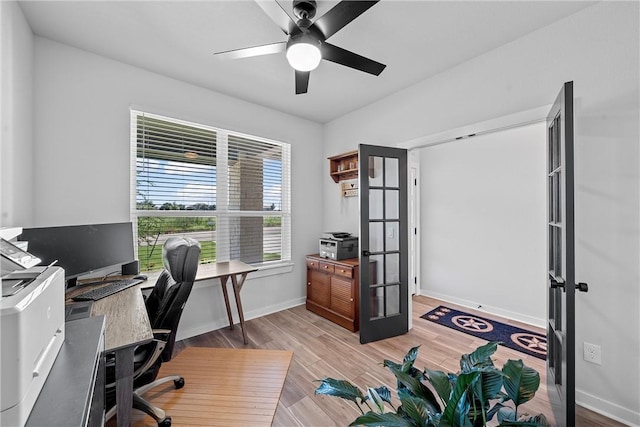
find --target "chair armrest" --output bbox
[105,338,168,389]
[153,328,171,341]
[133,338,167,379]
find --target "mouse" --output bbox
[133,274,148,281]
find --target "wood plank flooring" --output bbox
[156,295,621,426]
[124,347,292,426]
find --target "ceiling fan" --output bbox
[214,0,386,94]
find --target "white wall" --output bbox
[324,2,639,424]
[1,1,34,227]
[29,36,325,340]
[419,123,547,326]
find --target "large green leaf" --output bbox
[502,360,540,406]
[315,378,366,405]
[441,371,480,427]
[460,342,498,372]
[349,411,415,427]
[388,366,441,414]
[373,385,393,405]
[383,346,423,379]
[368,387,386,413]
[397,388,436,426]
[473,368,504,405]
[402,345,421,372]
[404,345,421,364]
[424,368,452,406]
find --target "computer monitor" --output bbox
[18,222,136,286]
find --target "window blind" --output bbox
[131,110,291,271]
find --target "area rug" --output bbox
[421,306,546,360]
[128,347,293,427]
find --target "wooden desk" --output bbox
[197,261,258,345]
[66,282,153,426]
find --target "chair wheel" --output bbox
[174,378,185,389]
[157,416,171,427]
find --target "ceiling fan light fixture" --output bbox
[286,36,321,72]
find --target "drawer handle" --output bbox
[307,282,311,286]
[310,262,315,266]
[350,298,354,302]
[324,265,329,269]
[341,269,345,273]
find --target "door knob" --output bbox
[576,282,589,292]
[550,278,565,290]
[362,250,371,257]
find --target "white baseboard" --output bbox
[421,289,545,329]
[176,296,306,341]
[577,390,640,427]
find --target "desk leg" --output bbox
[115,346,135,427]
[219,276,235,330]
[231,273,249,345]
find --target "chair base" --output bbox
[105,374,184,427]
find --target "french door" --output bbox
[547,81,588,426]
[359,144,409,344]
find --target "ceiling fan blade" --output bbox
[214,42,286,60]
[311,1,379,40]
[255,0,298,35]
[295,70,310,94]
[320,42,386,76]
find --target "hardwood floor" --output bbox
[171,295,623,426]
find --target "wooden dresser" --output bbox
[306,254,360,332]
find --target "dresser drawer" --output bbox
[306,258,321,270]
[334,265,353,279]
[318,261,335,274]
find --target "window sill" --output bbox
[239,261,294,280]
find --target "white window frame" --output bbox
[130,109,292,274]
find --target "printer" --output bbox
[1,233,65,427]
[319,232,359,260]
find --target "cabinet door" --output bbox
[307,269,330,307]
[330,276,354,319]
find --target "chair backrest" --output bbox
[144,236,201,361]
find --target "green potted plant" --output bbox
[315,342,551,426]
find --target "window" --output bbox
[131,110,291,272]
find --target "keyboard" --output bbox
[71,279,143,301]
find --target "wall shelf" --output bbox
[328,150,358,183]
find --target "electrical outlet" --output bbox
[583,342,602,365]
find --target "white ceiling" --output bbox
[19,1,594,123]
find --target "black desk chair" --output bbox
[105,236,201,427]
